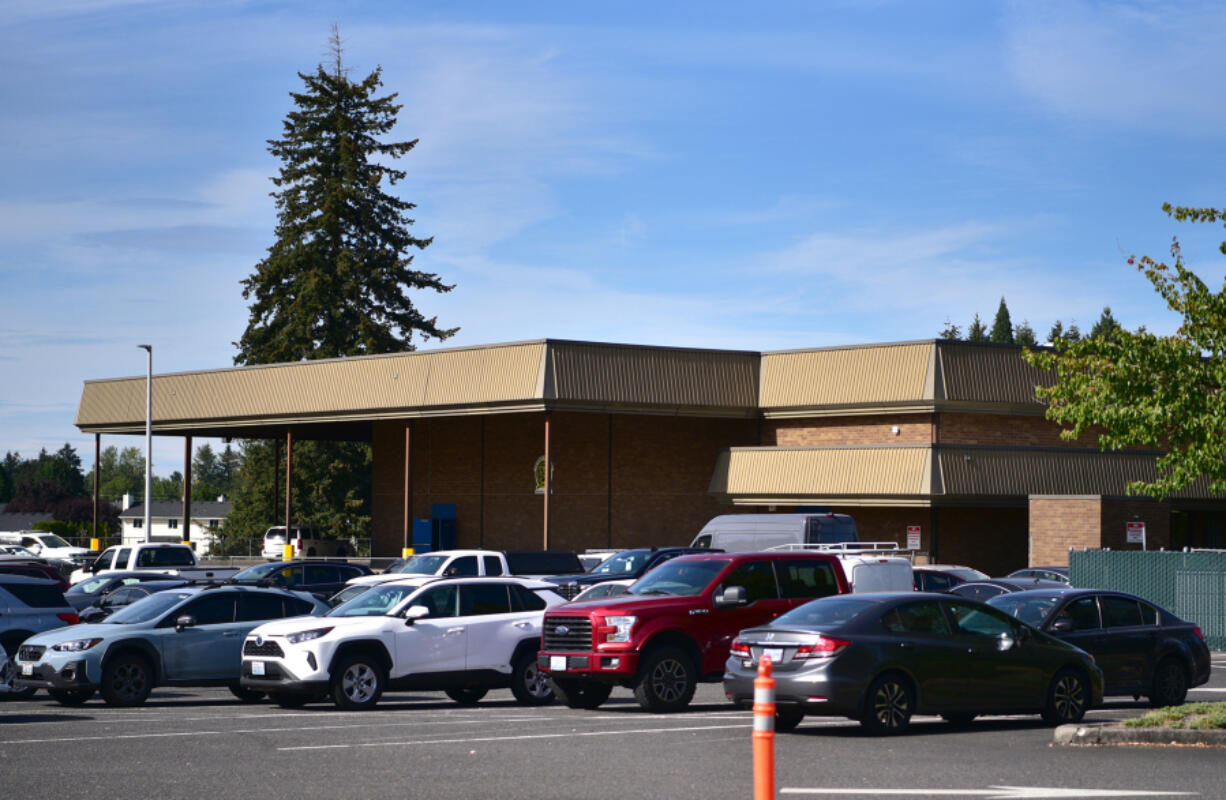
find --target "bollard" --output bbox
[90,538,101,552]
[753,655,775,800]
[283,543,294,561]
[402,546,415,558]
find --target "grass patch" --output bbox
[1123,702,1226,729]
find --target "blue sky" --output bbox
[3,0,1226,473]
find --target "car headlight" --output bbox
[286,627,333,645]
[51,638,103,652]
[602,616,636,643]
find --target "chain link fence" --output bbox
[1069,549,1226,650]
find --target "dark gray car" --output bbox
[723,592,1104,734]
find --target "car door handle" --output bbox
[222,631,239,637]
[446,627,465,635]
[513,621,532,629]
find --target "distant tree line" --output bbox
[939,297,1128,346]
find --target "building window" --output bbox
[133,519,143,529]
[168,519,178,530]
[208,519,219,529]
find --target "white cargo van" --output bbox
[689,513,859,552]
[767,542,914,593]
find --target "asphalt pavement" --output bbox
[2,654,1225,799]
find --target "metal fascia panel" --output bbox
[760,343,932,410]
[715,446,931,498]
[937,342,1053,406]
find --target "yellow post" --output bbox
[402,546,415,558]
[90,538,101,551]
[283,543,294,561]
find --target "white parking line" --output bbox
[278,722,753,751]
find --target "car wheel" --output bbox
[861,673,914,735]
[551,677,613,710]
[100,653,154,707]
[510,652,555,706]
[941,713,976,727]
[229,682,265,703]
[0,652,36,700]
[445,687,489,706]
[634,646,697,713]
[48,688,94,706]
[1041,668,1088,725]
[1149,658,1188,708]
[271,693,311,709]
[775,707,806,732]
[331,654,384,710]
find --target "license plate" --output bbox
[762,648,784,664]
[549,656,567,672]
[251,661,265,676]
[20,662,33,676]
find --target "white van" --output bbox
[766,542,914,593]
[689,513,859,552]
[261,526,350,560]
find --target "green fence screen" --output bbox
[1070,549,1226,651]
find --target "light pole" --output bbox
[138,344,152,544]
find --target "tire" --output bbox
[445,687,489,706]
[1041,668,1088,725]
[941,713,976,727]
[49,688,94,706]
[100,653,154,707]
[860,673,914,735]
[633,646,697,713]
[229,683,265,703]
[271,693,311,709]
[775,707,806,732]
[330,654,384,710]
[551,677,613,710]
[1149,658,1188,708]
[510,652,554,706]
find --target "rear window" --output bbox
[136,547,195,567]
[504,551,583,575]
[1,582,70,608]
[776,561,841,599]
[774,595,879,628]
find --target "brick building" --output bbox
[73,338,1226,575]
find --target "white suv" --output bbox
[240,576,565,710]
[260,526,350,560]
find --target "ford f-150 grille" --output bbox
[542,616,593,650]
[243,640,285,658]
[18,645,45,661]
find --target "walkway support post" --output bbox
[543,413,552,549]
[182,435,192,549]
[91,434,101,551]
[753,656,776,800]
[403,421,414,558]
[282,429,294,562]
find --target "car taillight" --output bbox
[730,638,751,657]
[793,635,850,659]
[57,612,80,625]
[1194,626,1205,642]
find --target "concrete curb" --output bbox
[1055,722,1226,747]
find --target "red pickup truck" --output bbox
[537,551,849,712]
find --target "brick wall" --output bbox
[1029,496,1103,566]
[767,415,934,446]
[936,413,1097,448]
[1100,498,1170,552]
[935,506,1030,576]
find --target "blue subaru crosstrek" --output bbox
[14,584,328,706]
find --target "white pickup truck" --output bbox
[68,543,240,585]
[347,548,584,589]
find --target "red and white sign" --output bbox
[1126,521,1146,545]
[906,525,921,550]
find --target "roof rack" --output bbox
[766,542,915,559]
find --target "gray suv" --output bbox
[0,575,80,697]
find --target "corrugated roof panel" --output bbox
[422,343,544,407]
[938,342,1053,405]
[760,343,933,409]
[711,446,932,497]
[550,342,758,409]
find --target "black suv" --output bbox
[544,547,716,600]
[230,561,373,597]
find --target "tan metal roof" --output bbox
[759,343,934,414]
[710,445,1224,504]
[936,342,1053,408]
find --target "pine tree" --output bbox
[939,317,961,340]
[1089,306,1122,340]
[1014,320,1038,347]
[967,313,988,342]
[1047,320,1065,344]
[236,27,456,363]
[990,297,1014,344]
[1066,321,1082,342]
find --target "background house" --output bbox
[117,494,231,554]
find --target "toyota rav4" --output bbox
[538,551,849,712]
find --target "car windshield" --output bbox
[947,567,989,581]
[591,550,650,577]
[327,585,372,608]
[34,533,73,548]
[392,555,449,574]
[773,595,881,628]
[103,590,195,624]
[987,593,1065,626]
[232,563,290,583]
[327,583,420,617]
[626,559,730,597]
[67,576,115,595]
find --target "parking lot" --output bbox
[2,654,1224,799]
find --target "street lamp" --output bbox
[138,344,152,544]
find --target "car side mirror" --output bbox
[175,615,197,632]
[997,632,1016,652]
[403,605,429,625]
[714,585,747,608]
[1050,618,1075,633]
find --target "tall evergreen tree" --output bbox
[967,313,988,342]
[938,317,961,340]
[230,30,448,544]
[1014,320,1038,347]
[1047,320,1065,344]
[1089,306,1122,340]
[990,297,1014,344]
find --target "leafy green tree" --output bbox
[1023,203,1226,499]
[90,445,146,502]
[939,318,961,340]
[1089,306,1122,340]
[229,30,450,544]
[1014,320,1038,347]
[990,297,1014,344]
[967,313,988,342]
